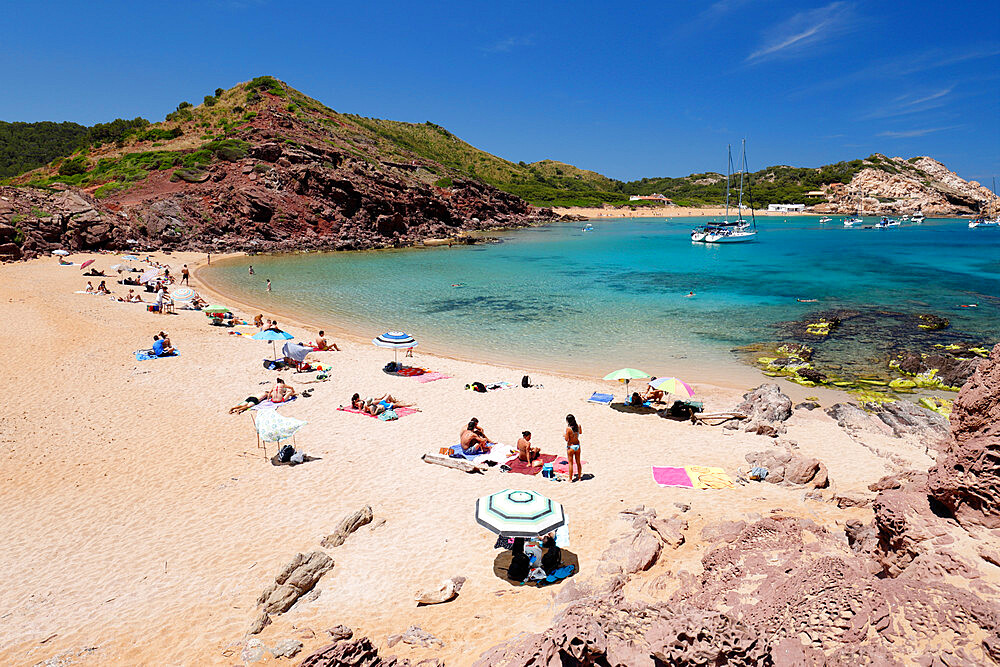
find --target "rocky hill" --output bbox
[813,155,997,216]
[0,77,555,261]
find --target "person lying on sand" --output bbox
[267,378,296,403]
[460,418,491,453]
[350,392,413,415]
[517,431,541,465]
[229,392,268,414]
[84,269,105,277]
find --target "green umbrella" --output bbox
[476,489,566,538]
[203,305,230,314]
[603,368,651,400]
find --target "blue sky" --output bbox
[3,1,998,183]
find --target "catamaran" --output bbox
[693,140,757,244]
[969,178,999,228]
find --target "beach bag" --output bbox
[471,382,486,393]
[541,463,554,479]
[384,361,398,373]
[277,444,295,463]
[521,375,531,388]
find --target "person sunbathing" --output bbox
[351,392,412,415]
[628,392,645,407]
[84,269,105,276]
[267,378,296,403]
[460,418,490,453]
[517,430,541,465]
[229,392,268,414]
[126,289,143,303]
[313,330,340,351]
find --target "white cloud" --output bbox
[862,86,954,119]
[746,2,857,63]
[878,125,961,138]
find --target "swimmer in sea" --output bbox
[685,291,695,298]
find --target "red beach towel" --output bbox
[504,453,557,475]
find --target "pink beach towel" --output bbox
[652,466,695,488]
[551,457,588,475]
[337,406,418,419]
[416,372,452,383]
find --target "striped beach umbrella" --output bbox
[476,489,566,538]
[373,331,418,364]
[649,376,695,398]
[171,287,197,303]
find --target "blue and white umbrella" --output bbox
[253,329,294,360]
[476,489,566,538]
[372,331,418,364]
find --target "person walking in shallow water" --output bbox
[249,265,254,276]
[565,414,582,482]
[266,279,271,292]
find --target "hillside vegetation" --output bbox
[0,77,976,209]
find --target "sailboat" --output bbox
[702,141,757,243]
[843,192,863,226]
[969,177,999,228]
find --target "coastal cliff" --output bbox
[0,77,555,260]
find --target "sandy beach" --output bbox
[0,251,974,665]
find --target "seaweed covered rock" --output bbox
[928,343,1000,528]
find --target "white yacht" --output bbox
[818,216,832,223]
[697,140,757,244]
[843,192,864,226]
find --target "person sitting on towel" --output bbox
[517,431,541,465]
[460,417,490,453]
[267,378,296,403]
[628,392,645,407]
[313,330,340,351]
[507,538,530,582]
[85,281,95,293]
[126,289,142,303]
[642,379,665,403]
[151,334,175,357]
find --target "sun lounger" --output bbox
[588,392,614,405]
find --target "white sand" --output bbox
[0,251,937,665]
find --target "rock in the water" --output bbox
[270,639,303,659]
[321,505,374,549]
[255,551,334,618]
[928,343,1000,528]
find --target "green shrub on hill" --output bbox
[0,121,88,177]
[58,156,89,176]
[215,88,225,98]
[84,117,150,147]
[203,138,249,161]
[204,95,217,107]
[140,127,183,142]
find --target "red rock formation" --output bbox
[928,343,1000,528]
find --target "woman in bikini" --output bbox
[565,414,583,482]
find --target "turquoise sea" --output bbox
[202,217,1000,384]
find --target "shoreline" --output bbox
[553,206,817,218]
[191,253,785,395]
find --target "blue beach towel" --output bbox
[588,392,613,405]
[135,350,180,361]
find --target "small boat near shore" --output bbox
[819,216,832,223]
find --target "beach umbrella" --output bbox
[203,305,230,313]
[253,328,295,360]
[476,489,566,538]
[373,331,418,364]
[281,342,313,364]
[52,249,70,256]
[80,259,95,270]
[171,286,197,303]
[603,367,651,399]
[139,268,160,284]
[252,408,306,459]
[649,376,695,399]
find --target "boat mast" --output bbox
[736,139,746,220]
[743,139,757,231]
[725,144,732,223]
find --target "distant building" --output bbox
[628,193,673,203]
[767,203,806,212]
[805,190,826,197]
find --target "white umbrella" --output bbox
[52,249,70,256]
[372,331,418,364]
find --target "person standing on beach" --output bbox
[181,265,190,285]
[266,279,271,292]
[207,253,211,265]
[565,414,582,482]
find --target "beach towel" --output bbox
[486,381,514,391]
[394,366,426,377]
[652,465,735,490]
[449,444,512,465]
[550,457,588,475]
[416,372,452,383]
[250,396,298,411]
[134,350,180,361]
[504,453,558,476]
[588,392,614,405]
[337,406,418,420]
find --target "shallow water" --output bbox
[202,217,1000,381]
